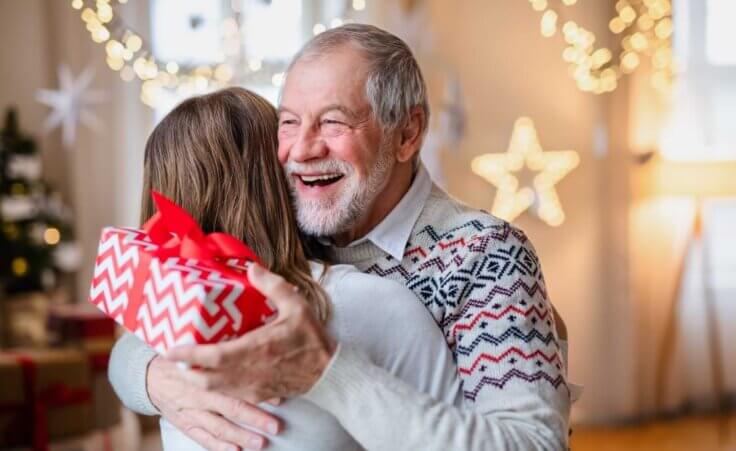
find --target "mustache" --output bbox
[284,160,354,176]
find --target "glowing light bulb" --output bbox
[609,17,626,34]
[12,258,29,276]
[44,228,61,245]
[272,72,285,87]
[630,32,648,51]
[214,64,233,82]
[541,10,558,37]
[621,51,640,73]
[126,34,143,52]
[248,59,262,71]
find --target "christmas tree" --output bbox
[0,108,78,295]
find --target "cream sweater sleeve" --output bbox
[304,345,566,451]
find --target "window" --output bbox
[149,0,313,119]
[667,1,736,381]
[661,0,736,160]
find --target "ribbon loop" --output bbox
[143,190,261,264]
[121,191,263,331]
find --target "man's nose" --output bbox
[290,127,329,162]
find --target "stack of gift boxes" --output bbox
[0,304,120,450]
[1,192,270,449]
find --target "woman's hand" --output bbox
[146,355,282,451]
[163,264,337,403]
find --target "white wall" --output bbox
[0,1,152,298]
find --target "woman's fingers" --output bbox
[185,409,268,450]
[201,390,282,435]
[183,426,240,451]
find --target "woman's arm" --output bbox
[108,332,159,415]
[108,333,281,450]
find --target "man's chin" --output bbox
[295,207,345,237]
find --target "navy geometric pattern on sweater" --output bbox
[363,217,569,403]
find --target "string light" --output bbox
[44,227,61,245]
[471,117,579,226]
[3,223,20,241]
[70,0,367,108]
[313,23,327,35]
[12,257,29,277]
[529,0,673,95]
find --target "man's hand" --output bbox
[164,264,337,403]
[147,355,281,451]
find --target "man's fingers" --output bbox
[248,264,301,313]
[177,367,224,391]
[186,409,268,450]
[165,343,230,368]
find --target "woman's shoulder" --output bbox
[315,262,419,306]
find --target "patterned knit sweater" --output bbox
[308,185,571,449]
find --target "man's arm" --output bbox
[108,333,282,450]
[108,332,159,415]
[167,261,570,451]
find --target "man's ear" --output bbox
[396,107,425,163]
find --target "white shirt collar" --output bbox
[346,164,433,261]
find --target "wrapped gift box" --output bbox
[0,348,91,450]
[81,339,120,429]
[47,303,116,344]
[1,291,50,347]
[88,191,272,354]
[45,304,120,429]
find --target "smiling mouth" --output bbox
[297,174,345,188]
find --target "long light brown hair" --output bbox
[140,87,329,322]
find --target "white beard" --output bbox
[285,139,395,237]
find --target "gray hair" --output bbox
[287,23,430,136]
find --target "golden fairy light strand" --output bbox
[70,0,365,108]
[529,0,674,95]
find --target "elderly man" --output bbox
[110,24,570,450]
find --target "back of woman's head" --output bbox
[141,87,329,321]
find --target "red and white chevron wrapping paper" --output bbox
[88,226,274,354]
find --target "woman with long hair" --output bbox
[109,87,462,450]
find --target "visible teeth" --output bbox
[300,174,341,182]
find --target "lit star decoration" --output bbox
[471,117,579,226]
[36,65,107,148]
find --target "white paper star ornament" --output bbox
[36,65,107,148]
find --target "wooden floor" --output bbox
[570,413,736,451]
[137,412,736,451]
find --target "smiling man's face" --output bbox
[277,44,395,238]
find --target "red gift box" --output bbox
[88,192,273,354]
[0,348,92,451]
[47,303,117,344]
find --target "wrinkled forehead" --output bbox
[279,45,372,109]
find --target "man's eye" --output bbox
[322,119,344,125]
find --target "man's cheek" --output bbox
[277,145,289,163]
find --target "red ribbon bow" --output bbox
[122,191,263,331]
